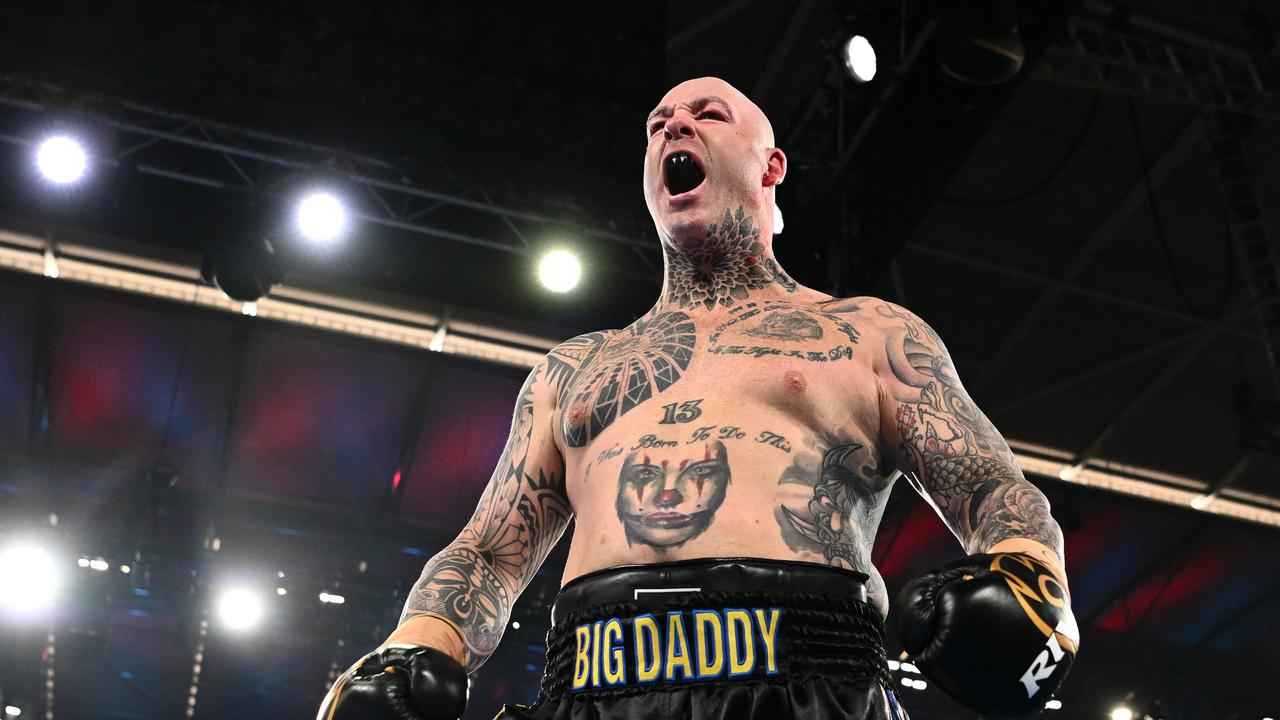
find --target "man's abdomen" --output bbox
[560,420,897,616]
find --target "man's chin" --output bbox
[660,200,714,247]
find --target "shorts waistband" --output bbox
[553,557,870,625]
[539,558,889,701]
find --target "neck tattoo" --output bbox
[664,207,797,311]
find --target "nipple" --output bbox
[784,370,807,392]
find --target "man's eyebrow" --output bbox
[644,96,735,126]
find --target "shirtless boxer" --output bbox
[318,77,1078,720]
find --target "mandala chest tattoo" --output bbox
[549,311,698,447]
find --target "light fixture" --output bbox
[0,543,60,615]
[35,135,88,184]
[216,588,264,631]
[537,249,581,293]
[843,35,877,82]
[773,204,784,235]
[1045,699,1063,710]
[42,247,60,279]
[511,620,521,630]
[295,191,347,243]
[1110,707,1134,720]
[318,591,345,605]
[5,705,21,717]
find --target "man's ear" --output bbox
[762,147,787,188]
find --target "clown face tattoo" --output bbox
[615,441,731,550]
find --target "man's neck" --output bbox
[653,206,797,315]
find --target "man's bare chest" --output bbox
[547,298,881,454]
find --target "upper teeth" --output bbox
[669,153,692,166]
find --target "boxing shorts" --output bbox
[495,558,909,720]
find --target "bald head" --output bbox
[648,77,775,148]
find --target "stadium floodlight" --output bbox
[216,587,264,631]
[537,249,581,293]
[35,135,88,184]
[295,191,348,243]
[843,35,877,82]
[1110,707,1133,720]
[0,543,60,615]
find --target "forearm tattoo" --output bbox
[664,207,796,310]
[401,363,571,671]
[881,303,1063,558]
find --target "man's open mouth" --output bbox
[664,151,706,196]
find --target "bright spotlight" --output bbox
[843,35,877,82]
[0,543,60,615]
[773,204,784,235]
[537,249,581,293]
[5,705,20,717]
[1110,707,1134,720]
[1045,699,1063,710]
[216,588,264,631]
[36,135,87,184]
[295,192,347,243]
[318,591,345,605]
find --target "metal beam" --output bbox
[905,244,1258,342]
[752,0,819,102]
[1068,294,1246,467]
[1081,521,1210,627]
[1033,15,1277,118]
[0,76,658,261]
[971,113,1206,391]
[988,328,1202,415]
[1164,571,1280,669]
[1207,112,1280,397]
[814,19,939,207]
[666,0,756,52]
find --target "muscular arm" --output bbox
[388,356,572,672]
[871,301,1066,577]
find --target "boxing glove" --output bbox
[316,645,468,720]
[893,553,1079,719]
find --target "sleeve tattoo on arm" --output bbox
[400,362,572,671]
[880,303,1063,558]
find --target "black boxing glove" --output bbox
[893,553,1079,719]
[316,645,467,720]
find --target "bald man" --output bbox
[319,78,1078,720]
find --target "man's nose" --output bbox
[663,113,695,141]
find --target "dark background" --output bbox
[1,1,1279,718]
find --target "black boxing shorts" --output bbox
[494,558,910,720]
